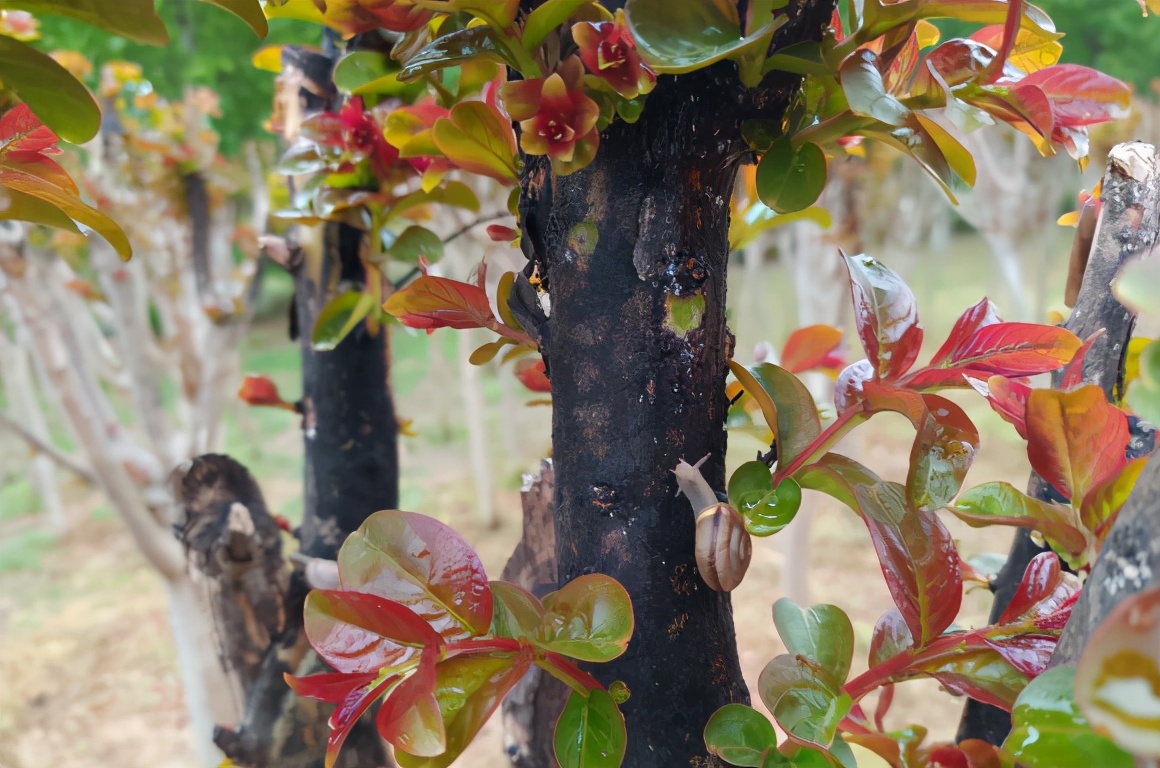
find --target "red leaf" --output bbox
[324,673,399,768]
[968,375,1031,438]
[515,358,551,392]
[983,634,1057,677]
[843,252,924,381]
[1026,385,1129,500]
[1060,330,1103,390]
[237,374,297,411]
[834,358,875,414]
[0,103,61,158]
[376,651,445,757]
[285,670,377,704]
[923,647,1027,711]
[781,324,845,374]
[303,590,443,674]
[486,224,518,242]
[929,298,1003,367]
[1015,64,1132,128]
[869,608,914,667]
[1000,552,1062,624]
[904,322,1080,390]
[383,273,496,333]
[799,455,962,646]
[339,510,494,641]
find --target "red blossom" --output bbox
[311,0,433,35]
[500,57,600,174]
[573,9,656,100]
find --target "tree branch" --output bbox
[0,408,97,485]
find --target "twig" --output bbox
[442,211,510,245]
[0,408,98,484]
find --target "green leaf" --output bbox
[728,460,774,511]
[4,0,169,44]
[554,689,628,768]
[537,574,633,662]
[728,461,801,537]
[311,289,375,351]
[1127,340,1160,425]
[1004,666,1134,768]
[759,654,852,752]
[624,0,784,79]
[772,599,855,685]
[397,654,530,768]
[199,0,268,37]
[755,138,827,215]
[0,169,131,258]
[334,50,423,97]
[840,49,911,126]
[432,102,520,184]
[523,0,593,51]
[388,181,481,223]
[704,704,779,767]
[949,481,1088,559]
[398,26,520,82]
[0,36,101,144]
[388,225,444,264]
[1112,251,1160,316]
[727,361,822,463]
[762,41,831,76]
[0,188,81,233]
[488,581,544,641]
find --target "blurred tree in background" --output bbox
[34,0,314,154]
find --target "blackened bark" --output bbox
[501,460,567,768]
[293,221,399,560]
[516,0,835,754]
[959,141,1160,744]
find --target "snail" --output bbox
[674,455,752,592]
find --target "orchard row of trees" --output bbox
[1,2,1159,768]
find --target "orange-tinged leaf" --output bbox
[384,273,496,333]
[780,324,844,374]
[1018,64,1132,128]
[0,169,132,259]
[431,101,519,184]
[515,358,551,392]
[1026,385,1129,501]
[971,26,1062,73]
[1080,457,1147,540]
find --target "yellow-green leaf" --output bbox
[199,0,268,37]
[0,36,101,144]
[5,0,169,45]
[0,169,131,258]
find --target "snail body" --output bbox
[674,455,753,592]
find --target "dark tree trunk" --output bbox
[293,220,400,560]
[511,3,835,761]
[959,141,1160,744]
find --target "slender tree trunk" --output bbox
[293,221,399,559]
[519,0,839,743]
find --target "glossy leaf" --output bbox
[728,361,822,464]
[755,138,828,215]
[488,581,544,641]
[0,188,81,232]
[948,482,1087,558]
[377,653,445,757]
[841,49,911,126]
[780,324,844,375]
[968,374,1031,439]
[396,653,530,768]
[6,0,169,44]
[1026,385,1129,500]
[537,574,634,662]
[303,589,442,674]
[625,0,784,77]
[334,50,422,96]
[384,274,495,333]
[997,552,1076,627]
[1075,587,1160,758]
[432,101,519,184]
[200,0,268,36]
[0,36,101,144]
[312,290,375,352]
[1004,666,1134,768]
[1018,64,1132,127]
[338,510,493,642]
[861,0,1056,40]
[704,704,778,768]
[759,654,852,752]
[515,358,551,393]
[834,358,875,414]
[843,252,923,381]
[772,599,855,685]
[905,318,1081,390]
[555,689,628,768]
[398,26,519,82]
[798,454,962,646]
[860,382,979,511]
[920,647,1028,711]
[869,608,914,667]
[729,461,802,537]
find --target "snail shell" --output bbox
[695,503,752,592]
